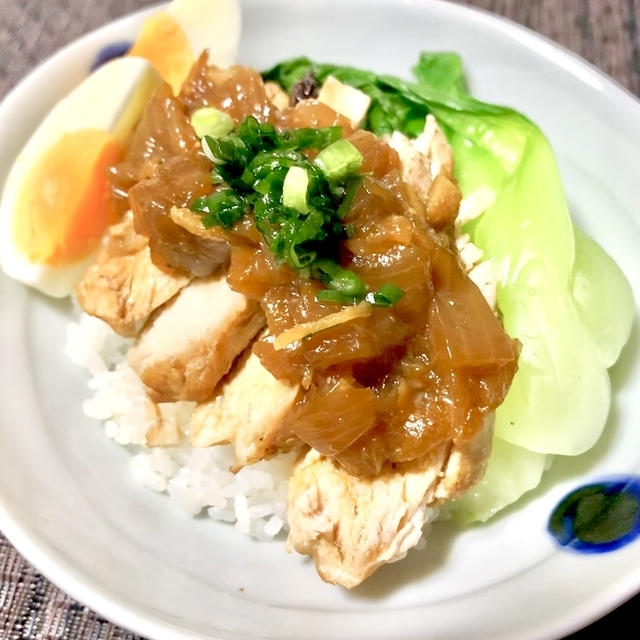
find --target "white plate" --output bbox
[1,1,639,639]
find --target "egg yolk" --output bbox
[128,12,194,94]
[12,129,121,266]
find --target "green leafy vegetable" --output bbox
[264,58,430,136]
[450,437,548,523]
[571,226,634,368]
[399,57,631,456]
[411,52,468,94]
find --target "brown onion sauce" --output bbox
[110,54,519,477]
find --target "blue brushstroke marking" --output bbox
[91,41,133,72]
[548,477,640,553]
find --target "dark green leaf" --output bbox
[411,52,468,94]
[262,57,315,92]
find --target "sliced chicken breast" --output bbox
[190,343,299,470]
[387,114,460,230]
[433,418,494,501]
[128,276,265,403]
[76,212,190,337]
[287,418,493,588]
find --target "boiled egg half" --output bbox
[129,0,241,93]
[1,0,241,298]
[0,57,161,297]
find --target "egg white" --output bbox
[0,57,161,298]
[169,0,241,69]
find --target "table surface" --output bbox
[0,1,639,638]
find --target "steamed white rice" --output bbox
[66,311,295,540]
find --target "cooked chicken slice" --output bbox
[386,131,433,201]
[287,445,449,589]
[433,417,494,501]
[413,114,454,177]
[287,419,493,589]
[146,402,195,447]
[454,187,499,310]
[76,212,190,337]
[424,173,462,231]
[386,115,460,230]
[128,275,264,403]
[190,343,300,469]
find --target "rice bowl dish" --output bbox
[0,0,635,599]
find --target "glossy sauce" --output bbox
[111,59,520,477]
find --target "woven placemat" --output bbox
[0,533,138,639]
[0,1,639,639]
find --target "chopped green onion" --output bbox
[203,135,249,166]
[288,243,316,269]
[236,116,279,153]
[313,260,368,299]
[210,169,225,184]
[189,116,378,294]
[248,150,306,178]
[190,190,248,228]
[328,268,368,297]
[254,167,287,197]
[191,107,234,139]
[282,166,310,213]
[314,139,363,181]
[313,259,341,279]
[366,283,405,307]
[336,175,363,219]
[280,126,342,150]
[316,290,361,305]
[316,281,404,307]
